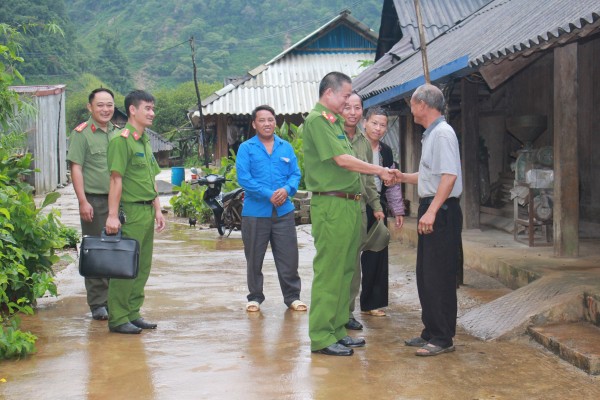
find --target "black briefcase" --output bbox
[79,229,139,279]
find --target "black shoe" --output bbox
[345,317,363,330]
[312,343,354,356]
[91,306,108,321]
[337,335,366,348]
[130,318,157,329]
[109,322,142,334]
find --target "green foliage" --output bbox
[59,0,381,87]
[0,151,64,306]
[277,122,305,190]
[0,23,68,359]
[0,23,26,132]
[169,181,211,221]
[0,317,37,359]
[0,1,80,86]
[153,81,222,135]
[170,156,240,222]
[58,226,79,248]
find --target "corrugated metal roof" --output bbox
[202,52,374,115]
[360,0,600,104]
[393,0,494,49]
[353,0,492,92]
[195,11,377,117]
[147,129,174,152]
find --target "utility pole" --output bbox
[414,0,431,83]
[189,36,210,167]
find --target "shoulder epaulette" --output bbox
[74,122,88,132]
[120,129,130,138]
[321,111,337,124]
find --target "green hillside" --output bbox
[3,0,381,90]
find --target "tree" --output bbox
[94,33,132,93]
[0,0,86,84]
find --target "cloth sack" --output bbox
[363,219,390,252]
[79,229,139,279]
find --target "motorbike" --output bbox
[190,168,244,236]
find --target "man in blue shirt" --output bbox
[236,105,306,313]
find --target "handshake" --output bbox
[380,167,403,186]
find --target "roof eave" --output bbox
[363,55,470,108]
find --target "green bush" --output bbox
[170,156,240,223]
[0,151,66,359]
[1,21,67,360]
[170,181,210,221]
[58,226,80,249]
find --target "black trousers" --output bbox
[360,202,389,311]
[416,197,462,348]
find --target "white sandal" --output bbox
[289,300,307,311]
[246,301,260,312]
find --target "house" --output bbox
[189,9,378,161]
[354,0,600,256]
[10,85,68,194]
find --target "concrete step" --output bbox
[528,322,600,375]
[458,275,592,340]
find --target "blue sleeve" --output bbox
[283,144,301,197]
[235,143,273,200]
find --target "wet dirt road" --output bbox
[2,220,599,400]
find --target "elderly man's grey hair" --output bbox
[412,84,445,113]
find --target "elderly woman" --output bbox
[360,107,405,317]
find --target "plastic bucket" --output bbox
[171,167,185,186]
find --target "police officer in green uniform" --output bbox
[67,88,116,321]
[341,93,385,331]
[304,72,396,356]
[105,90,166,334]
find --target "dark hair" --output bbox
[365,106,388,121]
[251,105,276,121]
[88,87,114,103]
[349,91,363,107]
[318,72,352,98]
[412,84,445,112]
[124,90,155,117]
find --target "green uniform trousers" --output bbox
[108,202,155,328]
[81,194,110,311]
[348,209,368,315]
[309,195,361,351]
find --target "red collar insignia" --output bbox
[132,131,141,140]
[321,111,337,124]
[120,129,130,138]
[91,124,97,133]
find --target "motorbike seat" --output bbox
[222,187,244,202]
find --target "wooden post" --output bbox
[461,78,480,229]
[414,0,430,83]
[216,116,228,165]
[404,114,421,216]
[553,43,579,257]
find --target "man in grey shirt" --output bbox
[398,83,463,356]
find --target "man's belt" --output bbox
[123,198,156,205]
[85,192,108,197]
[313,191,362,201]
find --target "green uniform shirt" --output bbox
[107,123,160,202]
[66,117,115,194]
[303,103,361,193]
[346,126,382,213]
